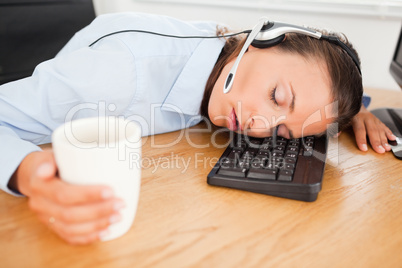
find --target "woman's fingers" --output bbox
[386,130,397,141]
[23,150,126,245]
[352,115,368,151]
[38,213,106,245]
[31,163,115,206]
[365,116,394,153]
[365,121,386,153]
[37,211,120,245]
[29,194,124,225]
[352,107,396,154]
[30,181,124,244]
[29,172,125,244]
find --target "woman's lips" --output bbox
[229,108,240,131]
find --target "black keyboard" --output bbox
[207,134,328,202]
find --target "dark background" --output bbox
[0,0,95,84]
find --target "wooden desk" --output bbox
[1,88,401,267]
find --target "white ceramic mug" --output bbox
[52,116,142,241]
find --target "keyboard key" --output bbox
[242,150,255,158]
[273,157,284,163]
[218,165,247,177]
[274,145,285,152]
[251,161,262,169]
[285,152,297,159]
[265,162,275,169]
[284,163,295,170]
[257,150,271,157]
[259,143,271,150]
[233,144,247,150]
[272,152,284,157]
[274,161,285,169]
[230,138,244,148]
[276,141,287,147]
[289,141,299,147]
[248,168,277,180]
[284,157,296,164]
[304,142,314,150]
[227,149,243,161]
[247,139,262,148]
[287,146,298,152]
[219,157,234,165]
[238,159,251,169]
[303,147,313,156]
[278,169,293,181]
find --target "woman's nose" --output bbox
[246,115,272,137]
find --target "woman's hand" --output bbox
[351,105,396,153]
[11,150,125,245]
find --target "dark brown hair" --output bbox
[200,26,363,137]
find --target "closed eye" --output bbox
[270,87,278,106]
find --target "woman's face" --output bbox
[208,46,335,138]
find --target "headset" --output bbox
[223,18,361,94]
[89,17,361,94]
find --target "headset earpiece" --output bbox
[250,21,286,48]
[251,34,285,48]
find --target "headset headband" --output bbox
[223,18,361,94]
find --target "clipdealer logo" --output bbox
[61,99,340,168]
[128,152,220,174]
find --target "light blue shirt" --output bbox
[0,12,225,195]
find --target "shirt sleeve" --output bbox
[0,37,137,196]
[0,127,41,196]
